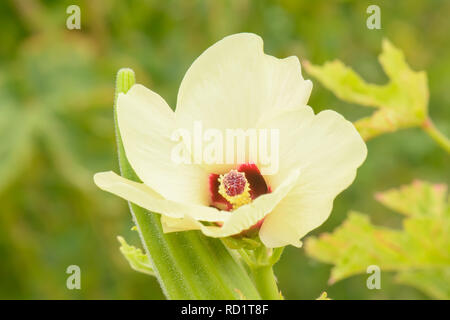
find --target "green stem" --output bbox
[113,68,261,300]
[250,265,281,300]
[422,118,450,154]
[239,246,284,300]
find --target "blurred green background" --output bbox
[0,0,448,299]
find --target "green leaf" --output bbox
[316,291,331,300]
[375,180,447,218]
[0,106,35,193]
[395,269,450,300]
[304,39,429,140]
[117,236,155,276]
[305,180,450,299]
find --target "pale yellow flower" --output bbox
[94,33,367,248]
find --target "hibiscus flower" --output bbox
[94,33,367,248]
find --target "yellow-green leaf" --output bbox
[304,39,429,140]
[316,291,331,300]
[375,180,447,218]
[305,181,450,299]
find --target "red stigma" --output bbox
[209,163,270,211]
[222,171,247,196]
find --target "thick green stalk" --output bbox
[113,68,261,299]
[250,265,281,300]
[240,246,284,300]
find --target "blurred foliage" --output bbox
[0,0,449,299]
[304,40,429,141]
[305,181,450,299]
[316,291,331,300]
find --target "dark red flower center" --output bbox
[209,163,270,211]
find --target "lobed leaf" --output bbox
[304,40,429,140]
[305,180,450,299]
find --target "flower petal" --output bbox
[117,84,209,205]
[160,169,301,239]
[161,215,203,233]
[258,108,367,247]
[94,171,229,222]
[176,33,312,131]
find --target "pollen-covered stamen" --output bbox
[218,170,252,209]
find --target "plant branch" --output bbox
[422,118,450,154]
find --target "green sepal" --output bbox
[117,236,155,276]
[222,235,262,250]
